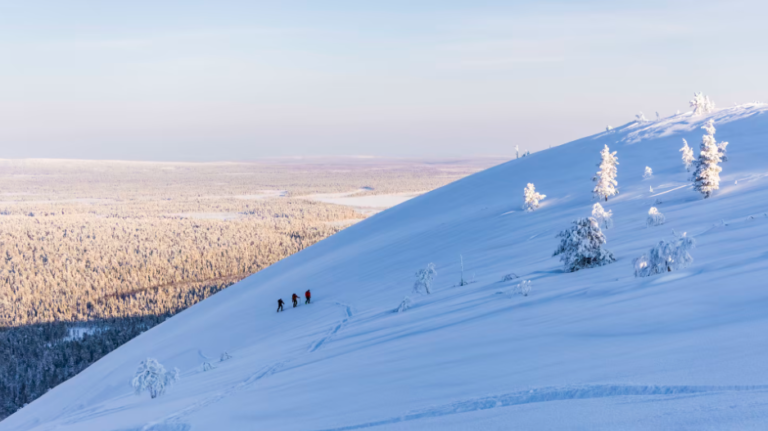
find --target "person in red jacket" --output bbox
[277,298,284,312]
[292,293,300,308]
[305,289,311,304]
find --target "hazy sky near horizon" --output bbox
[0,0,765,161]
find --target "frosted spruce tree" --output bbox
[413,263,437,294]
[553,217,615,272]
[643,166,653,179]
[522,183,546,212]
[690,92,715,116]
[679,139,695,171]
[691,119,723,198]
[591,203,613,229]
[593,145,619,202]
[646,207,665,227]
[131,358,180,399]
[636,112,648,122]
[634,232,695,277]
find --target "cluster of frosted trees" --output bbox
[548,94,728,273]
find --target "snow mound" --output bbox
[4,105,768,430]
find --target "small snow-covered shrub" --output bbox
[646,207,665,227]
[690,92,715,116]
[636,112,648,122]
[553,217,615,273]
[220,352,233,362]
[634,232,695,277]
[501,273,519,282]
[591,203,613,229]
[522,183,546,212]
[593,145,619,202]
[413,263,437,294]
[515,280,532,296]
[397,296,413,313]
[202,361,214,371]
[131,358,180,399]
[680,139,695,171]
[643,166,653,179]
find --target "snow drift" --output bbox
[4,104,768,430]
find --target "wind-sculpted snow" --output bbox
[315,384,768,431]
[4,104,768,430]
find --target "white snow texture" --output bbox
[5,103,768,431]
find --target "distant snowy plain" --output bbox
[4,105,768,430]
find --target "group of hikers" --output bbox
[277,289,311,312]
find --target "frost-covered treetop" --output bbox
[690,92,715,116]
[591,203,613,229]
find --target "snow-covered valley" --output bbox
[4,104,768,430]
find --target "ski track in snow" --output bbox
[313,384,768,431]
[308,302,353,353]
[140,303,353,430]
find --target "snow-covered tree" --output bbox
[515,145,520,159]
[397,296,413,312]
[522,183,546,212]
[605,125,613,132]
[591,203,613,229]
[553,217,615,272]
[656,111,661,121]
[592,145,619,201]
[690,92,715,116]
[634,232,695,277]
[131,358,180,399]
[220,352,233,362]
[636,112,648,122]
[646,207,665,227]
[643,166,653,179]
[413,263,437,294]
[680,139,695,171]
[691,119,723,198]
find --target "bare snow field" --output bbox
[4,104,768,430]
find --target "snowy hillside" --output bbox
[4,104,768,431]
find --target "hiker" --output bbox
[277,298,284,312]
[305,289,311,304]
[292,293,300,308]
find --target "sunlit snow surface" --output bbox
[4,105,768,431]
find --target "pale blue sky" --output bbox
[0,0,765,161]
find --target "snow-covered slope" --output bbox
[5,105,768,431]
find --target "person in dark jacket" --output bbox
[277,298,284,312]
[305,289,311,304]
[292,293,300,308]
